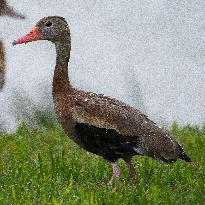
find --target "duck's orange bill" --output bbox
[12,26,42,46]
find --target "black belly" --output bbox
[75,123,139,162]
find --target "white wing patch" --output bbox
[133,147,146,155]
[72,105,121,132]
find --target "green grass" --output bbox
[0,122,205,204]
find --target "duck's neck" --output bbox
[53,38,72,94]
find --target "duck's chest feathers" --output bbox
[53,93,68,112]
[53,93,78,137]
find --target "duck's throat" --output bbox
[53,40,71,93]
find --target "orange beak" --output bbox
[12,26,42,46]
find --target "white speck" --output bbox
[144,121,147,124]
[84,98,88,102]
[166,134,175,146]
[133,147,145,155]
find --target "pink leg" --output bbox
[108,162,121,185]
[125,158,136,180]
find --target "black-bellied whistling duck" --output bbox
[0,0,25,90]
[13,16,191,184]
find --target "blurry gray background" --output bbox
[0,0,205,131]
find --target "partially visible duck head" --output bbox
[0,0,25,19]
[13,16,71,45]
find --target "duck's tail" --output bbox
[178,144,192,162]
[179,151,192,162]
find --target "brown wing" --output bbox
[69,89,190,162]
[71,89,159,137]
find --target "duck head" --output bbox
[13,16,71,45]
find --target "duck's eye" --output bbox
[45,21,52,27]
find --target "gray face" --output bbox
[36,16,70,43]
